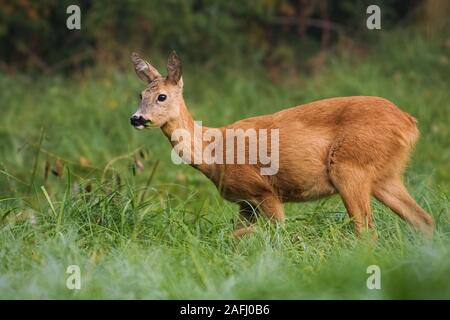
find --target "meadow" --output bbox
[0,28,449,299]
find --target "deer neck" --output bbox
[161,101,214,176]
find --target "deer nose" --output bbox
[130,115,146,126]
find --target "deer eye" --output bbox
[139,93,142,100]
[157,94,167,102]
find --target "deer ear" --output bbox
[131,52,161,84]
[166,50,182,85]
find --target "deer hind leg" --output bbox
[232,202,257,238]
[373,178,434,236]
[329,165,374,236]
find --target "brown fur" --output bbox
[130,51,434,237]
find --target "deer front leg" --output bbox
[258,194,285,223]
[232,195,285,238]
[232,202,257,238]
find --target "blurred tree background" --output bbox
[1,0,448,75]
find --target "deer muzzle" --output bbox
[130,115,151,129]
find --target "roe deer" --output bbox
[129,51,434,238]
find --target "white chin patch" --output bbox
[134,125,145,130]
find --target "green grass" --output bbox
[0,28,449,299]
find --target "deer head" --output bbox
[130,51,184,129]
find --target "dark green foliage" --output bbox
[0,0,421,72]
